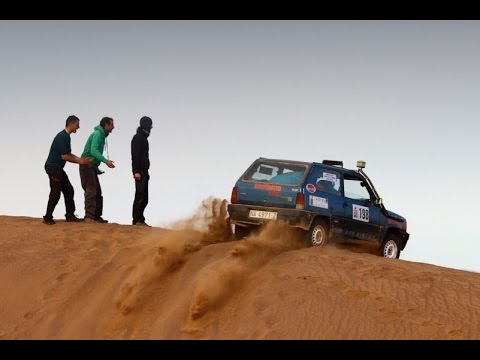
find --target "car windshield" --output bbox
[243,161,308,185]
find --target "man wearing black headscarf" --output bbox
[131,116,153,226]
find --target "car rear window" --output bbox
[243,161,308,185]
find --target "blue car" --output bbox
[227,158,409,259]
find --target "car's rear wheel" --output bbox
[305,219,329,247]
[234,225,251,240]
[379,235,401,259]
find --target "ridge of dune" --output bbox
[0,205,479,339]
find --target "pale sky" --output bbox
[1,20,479,272]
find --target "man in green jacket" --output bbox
[80,117,116,223]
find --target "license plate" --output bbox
[249,210,278,220]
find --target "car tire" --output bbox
[379,235,401,259]
[234,225,251,240]
[305,219,329,247]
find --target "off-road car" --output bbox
[227,158,409,259]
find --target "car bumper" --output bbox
[228,204,315,231]
[399,231,409,250]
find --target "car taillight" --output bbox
[231,186,238,204]
[295,192,304,209]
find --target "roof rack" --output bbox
[322,160,343,167]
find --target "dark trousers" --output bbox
[79,165,103,219]
[132,172,149,224]
[44,165,75,219]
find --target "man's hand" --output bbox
[134,173,141,181]
[80,157,92,165]
[106,160,115,169]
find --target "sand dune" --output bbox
[0,199,479,339]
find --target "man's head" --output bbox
[100,117,115,135]
[140,116,153,131]
[65,115,80,134]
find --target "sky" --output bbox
[1,20,479,272]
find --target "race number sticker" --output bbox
[352,204,369,222]
[309,196,328,209]
[323,172,337,183]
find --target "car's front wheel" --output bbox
[379,235,401,259]
[305,219,329,247]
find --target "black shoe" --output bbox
[95,217,108,223]
[133,221,151,227]
[66,215,84,222]
[43,216,56,225]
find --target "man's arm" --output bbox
[131,136,142,173]
[90,131,109,164]
[62,153,91,165]
[131,135,143,179]
[59,134,90,165]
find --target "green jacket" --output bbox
[81,125,108,167]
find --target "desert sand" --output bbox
[1,199,479,339]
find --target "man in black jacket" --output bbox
[131,116,153,226]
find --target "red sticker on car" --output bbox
[254,183,282,192]
[306,183,316,193]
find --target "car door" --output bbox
[303,165,345,237]
[342,173,383,242]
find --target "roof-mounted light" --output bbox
[357,160,366,169]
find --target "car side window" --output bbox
[315,169,341,195]
[344,177,371,201]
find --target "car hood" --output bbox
[385,209,406,222]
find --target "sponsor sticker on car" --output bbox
[309,195,328,209]
[306,183,316,193]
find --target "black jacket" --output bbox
[131,127,150,174]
